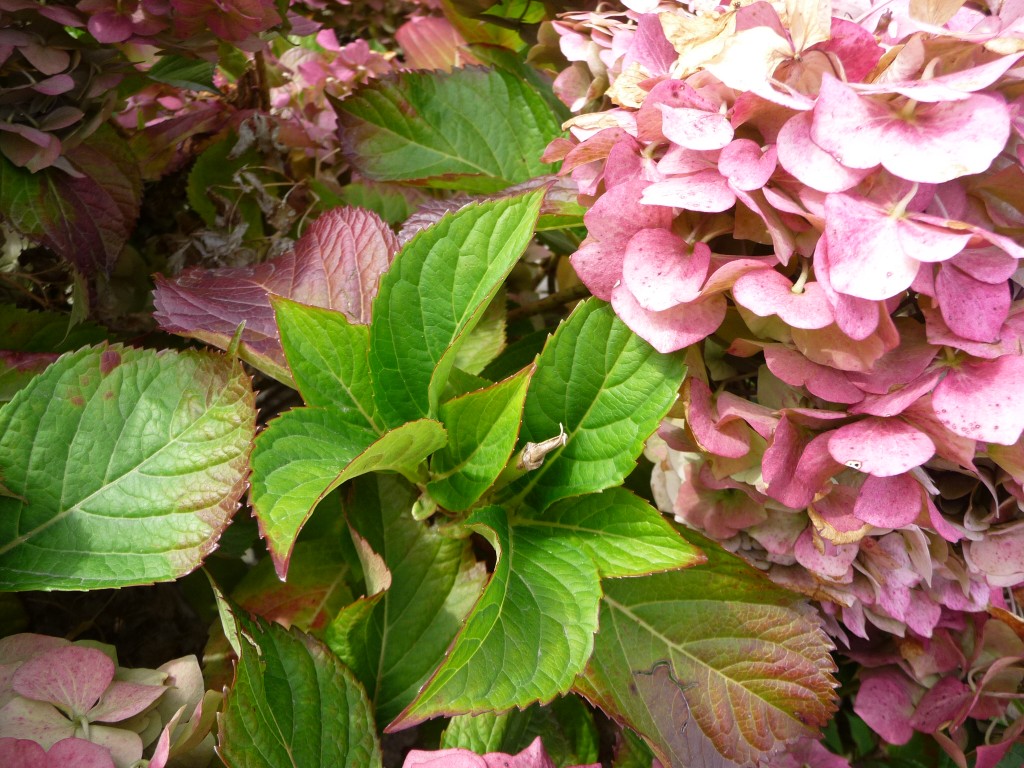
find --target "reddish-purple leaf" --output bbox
[395,16,475,71]
[154,207,399,381]
[0,125,141,275]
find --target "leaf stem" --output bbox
[507,283,590,322]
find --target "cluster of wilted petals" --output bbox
[0,2,124,172]
[269,31,396,160]
[549,0,1024,751]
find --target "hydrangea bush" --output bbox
[543,0,1024,759]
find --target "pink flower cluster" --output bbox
[546,0,1024,753]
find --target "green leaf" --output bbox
[186,138,264,235]
[147,54,218,92]
[231,540,355,635]
[466,44,571,125]
[272,297,378,430]
[369,191,542,426]
[575,531,838,767]
[498,299,685,511]
[217,592,381,768]
[250,412,446,578]
[335,67,562,192]
[452,291,507,376]
[0,345,254,590]
[326,475,487,723]
[428,369,531,512]
[0,305,109,352]
[389,505,602,729]
[442,697,600,767]
[310,179,424,226]
[529,489,705,578]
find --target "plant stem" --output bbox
[507,283,591,321]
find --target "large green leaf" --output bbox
[442,697,600,767]
[272,297,378,430]
[428,369,531,512]
[0,345,254,590]
[217,593,381,768]
[369,191,542,426]
[576,531,838,767]
[326,476,487,723]
[529,489,705,578]
[334,67,562,192]
[498,299,685,511]
[390,505,601,729]
[251,412,446,578]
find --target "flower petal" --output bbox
[13,647,113,718]
[932,355,1024,445]
[827,418,935,477]
[622,229,710,311]
[853,473,923,528]
[611,286,726,353]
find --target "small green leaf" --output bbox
[442,697,600,767]
[498,299,685,511]
[251,413,446,578]
[452,292,507,376]
[389,505,602,729]
[575,530,838,767]
[186,138,264,234]
[310,179,424,225]
[335,68,562,192]
[147,54,218,92]
[272,297,378,429]
[0,345,254,590]
[528,489,705,578]
[429,369,531,512]
[326,475,487,723]
[369,191,542,426]
[217,591,382,768]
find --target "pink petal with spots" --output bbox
[641,172,737,213]
[777,112,870,193]
[48,737,116,768]
[794,527,859,581]
[637,79,717,141]
[764,346,863,404]
[950,247,1019,284]
[610,286,726,353]
[732,270,834,329]
[827,418,935,476]
[932,355,1024,445]
[570,241,626,302]
[623,14,676,75]
[88,681,165,723]
[966,524,1024,586]
[717,139,776,191]
[685,378,750,458]
[583,178,673,241]
[810,485,871,543]
[812,237,881,341]
[908,677,972,734]
[0,697,75,746]
[813,75,1011,184]
[850,370,943,418]
[716,391,778,440]
[936,263,1011,343]
[763,423,842,509]
[656,143,711,175]
[817,18,883,82]
[824,192,970,300]
[856,52,1024,102]
[854,670,918,745]
[13,647,113,717]
[846,320,938,395]
[622,230,710,311]
[853,473,923,528]
[88,12,133,43]
[658,105,734,151]
[901,396,977,470]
